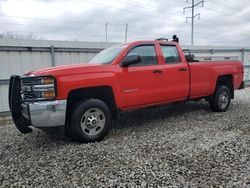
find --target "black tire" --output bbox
[69,99,111,143]
[209,85,231,112]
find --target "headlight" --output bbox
[21,76,56,101]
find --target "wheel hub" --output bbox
[86,115,99,128]
[80,108,106,136]
[219,91,229,109]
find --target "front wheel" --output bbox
[209,85,231,112]
[69,99,111,143]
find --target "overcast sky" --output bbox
[0,0,249,46]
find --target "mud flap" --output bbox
[9,75,32,134]
[239,81,245,90]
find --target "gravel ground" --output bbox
[0,88,249,187]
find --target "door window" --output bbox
[160,45,181,64]
[127,45,157,66]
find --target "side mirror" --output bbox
[121,55,142,67]
[185,54,195,62]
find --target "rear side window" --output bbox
[127,45,157,66]
[160,45,181,64]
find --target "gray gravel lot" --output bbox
[0,88,250,187]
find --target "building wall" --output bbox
[0,39,250,113]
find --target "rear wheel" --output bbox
[209,85,231,112]
[69,99,111,142]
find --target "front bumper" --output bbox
[9,75,67,134]
[21,100,67,128]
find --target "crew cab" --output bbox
[9,36,245,142]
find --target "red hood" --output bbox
[26,63,112,77]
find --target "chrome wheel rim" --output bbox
[218,90,229,109]
[80,108,106,136]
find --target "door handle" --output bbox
[153,69,163,74]
[179,67,188,72]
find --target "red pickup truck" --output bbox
[9,37,245,142]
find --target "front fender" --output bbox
[56,72,122,108]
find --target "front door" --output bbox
[118,44,167,109]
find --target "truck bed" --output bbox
[188,60,243,99]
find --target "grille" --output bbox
[22,90,34,99]
[21,77,41,85]
[21,78,36,100]
[20,76,55,101]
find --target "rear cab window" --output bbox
[160,45,181,64]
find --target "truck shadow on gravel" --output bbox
[17,100,228,147]
[31,101,212,144]
[112,101,211,129]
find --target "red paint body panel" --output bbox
[30,40,244,111]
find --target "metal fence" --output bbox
[190,46,250,85]
[0,39,116,113]
[0,39,250,113]
[185,46,250,83]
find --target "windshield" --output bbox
[88,45,125,64]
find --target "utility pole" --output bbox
[105,23,108,43]
[125,23,128,43]
[183,0,204,45]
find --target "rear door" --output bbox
[159,44,190,101]
[118,44,168,109]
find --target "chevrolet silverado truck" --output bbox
[9,36,245,142]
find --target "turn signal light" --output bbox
[42,90,55,99]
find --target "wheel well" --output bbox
[66,86,118,124]
[216,75,234,98]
